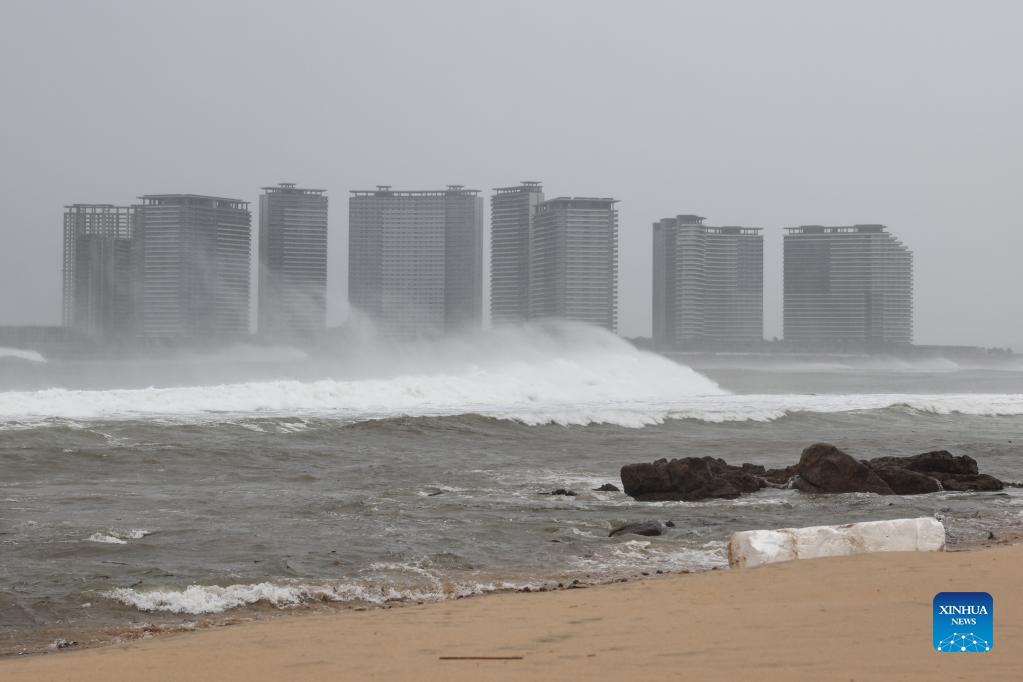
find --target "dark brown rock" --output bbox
[734,463,797,486]
[933,473,1003,492]
[609,520,666,537]
[763,465,798,486]
[869,465,942,495]
[620,458,672,497]
[869,451,978,476]
[593,483,620,492]
[794,443,894,495]
[620,445,1004,503]
[867,451,1002,492]
[620,457,765,502]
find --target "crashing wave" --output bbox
[2,386,1021,429]
[103,579,534,615]
[0,324,1020,428]
[0,326,724,427]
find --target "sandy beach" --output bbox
[3,543,1021,681]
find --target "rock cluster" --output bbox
[794,444,1003,495]
[620,456,774,502]
[620,443,1004,502]
[867,450,1003,493]
[619,456,800,502]
[791,444,893,495]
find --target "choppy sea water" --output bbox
[2,324,1022,655]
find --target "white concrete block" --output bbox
[727,517,945,568]
[792,524,855,560]
[727,526,796,567]
[914,516,948,551]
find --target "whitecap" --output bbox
[88,533,127,545]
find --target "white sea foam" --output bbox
[88,533,127,545]
[103,579,536,615]
[0,327,724,427]
[572,539,728,574]
[105,583,333,613]
[2,384,1021,429]
[87,529,150,544]
[0,324,1020,428]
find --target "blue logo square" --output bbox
[933,592,993,652]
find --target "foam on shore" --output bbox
[103,579,543,615]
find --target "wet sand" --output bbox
[3,543,1022,681]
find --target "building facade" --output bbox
[135,194,251,342]
[348,185,483,337]
[61,204,136,340]
[257,183,328,340]
[652,215,763,348]
[490,181,544,324]
[784,224,913,346]
[528,197,618,332]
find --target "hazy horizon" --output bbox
[1,0,1021,349]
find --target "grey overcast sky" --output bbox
[1,0,1020,348]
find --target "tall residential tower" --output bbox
[652,215,763,348]
[490,181,544,324]
[528,197,618,332]
[61,204,136,340]
[784,224,913,346]
[257,183,329,340]
[135,194,251,342]
[348,185,483,337]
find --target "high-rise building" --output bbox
[784,224,913,346]
[61,204,136,340]
[490,181,544,324]
[528,197,618,332]
[348,185,483,337]
[652,215,763,348]
[135,194,251,342]
[257,183,328,340]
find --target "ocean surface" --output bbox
[2,323,1022,655]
